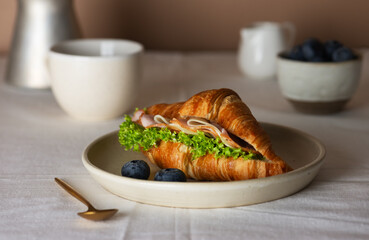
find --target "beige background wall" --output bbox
[0,0,368,53]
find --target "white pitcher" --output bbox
[6,0,81,89]
[238,22,295,80]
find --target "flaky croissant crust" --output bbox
[143,88,291,180]
[143,141,286,181]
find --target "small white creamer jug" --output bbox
[238,22,295,80]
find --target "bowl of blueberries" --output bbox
[277,38,362,114]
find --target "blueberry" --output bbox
[288,45,305,61]
[154,168,187,182]
[332,47,355,62]
[121,160,150,180]
[324,40,343,60]
[302,38,325,61]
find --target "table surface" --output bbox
[1,51,369,240]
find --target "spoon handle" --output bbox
[55,178,95,210]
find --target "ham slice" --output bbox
[133,112,256,153]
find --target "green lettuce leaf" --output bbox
[118,115,264,160]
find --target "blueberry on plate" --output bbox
[121,160,150,180]
[288,45,305,61]
[302,38,325,61]
[332,47,355,62]
[154,168,187,182]
[324,40,343,60]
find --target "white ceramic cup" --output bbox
[48,39,143,121]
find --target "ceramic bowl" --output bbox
[277,53,362,114]
[48,39,143,121]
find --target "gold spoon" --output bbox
[55,178,118,221]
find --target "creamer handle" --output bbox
[282,22,296,49]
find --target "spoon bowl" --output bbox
[55,177,118,221]
[77,209,119,221]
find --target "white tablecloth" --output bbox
[1,52,369,240]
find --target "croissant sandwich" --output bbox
[119,88,291,181]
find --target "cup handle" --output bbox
[282,22,296,49]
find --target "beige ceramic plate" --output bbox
[82,123,325,208]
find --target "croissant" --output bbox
[122,88,291,181]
